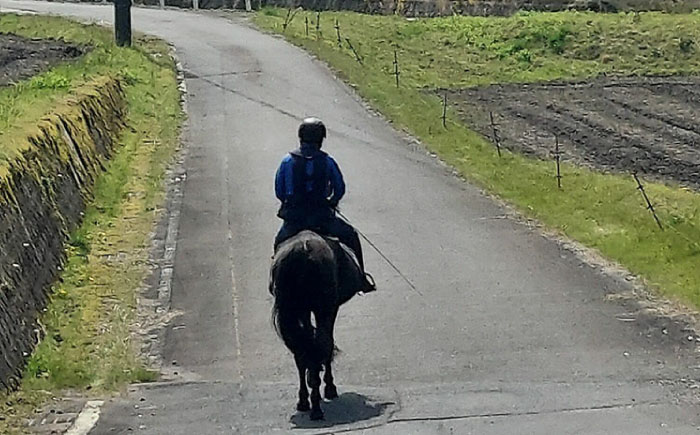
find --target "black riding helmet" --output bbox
[298,117,326,145]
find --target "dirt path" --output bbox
[447,76,700,189]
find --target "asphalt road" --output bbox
[2,2,699,433]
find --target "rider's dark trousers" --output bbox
[274,216,365,269]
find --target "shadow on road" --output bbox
[290,392,394,429]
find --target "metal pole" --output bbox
[114,0,132,48]
[193,0,199,11]
[245,0,252,11]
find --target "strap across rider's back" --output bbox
[289,151,329,208]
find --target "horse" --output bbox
[269,230,365,420]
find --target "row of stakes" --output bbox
[284,9,665,231]
[486,109,663,229]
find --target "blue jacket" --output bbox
[275,144,345,218]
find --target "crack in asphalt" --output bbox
[189,74,384,151]
[384,400,666,425]
[312,400,668,434]
[125,377,693,433]
[193,74,303,120]
[184,69,262,79]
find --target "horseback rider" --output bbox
[274,117,376,293]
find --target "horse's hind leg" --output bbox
[323,362,338,400]
[294,354,310,412]
[321,310,339,400]
[307,366,324,420]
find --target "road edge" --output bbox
[135,48,189,376]
[58,47,190,435]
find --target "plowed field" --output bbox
[0,33,82,86]
[446,77,700,189]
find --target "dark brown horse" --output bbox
[270,230,364,420]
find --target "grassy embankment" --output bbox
[0,14,181,433]
[255,10,700,307]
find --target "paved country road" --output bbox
[2,2,699,433]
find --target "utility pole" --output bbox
[245,0,252,11]
[193,0,199,10]
[114,0,132,47]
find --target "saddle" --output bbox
[322,235,361,271]
[321,234,375,296]
[277,226,361,271]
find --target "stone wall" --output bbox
[0,77,126,390]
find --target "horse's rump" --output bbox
[270,231,338,362]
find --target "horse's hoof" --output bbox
[310,408,324,421]
[296,400,310,412]
[324,385,338,400]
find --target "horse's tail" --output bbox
[271,236,336,366]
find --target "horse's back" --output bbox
[271,231,337,303]
[275,230,333,263]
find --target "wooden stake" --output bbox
[345,38,363,65]
[489,111,502,157]
[335,19,342,48]
[555,135,562,189]
[633,172,663,230]
[282,7,292,32]
[442,92,448,128]
[393,49,400,88]
[316,12,321,40]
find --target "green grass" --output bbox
[0,15,181,433]
[0,14,174,166]
[262,9,700,87]
[255,10,700,307]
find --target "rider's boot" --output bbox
[353,247,376,293]
[356,255,376,294]
[360,272,376,293]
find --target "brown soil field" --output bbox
[445,76,700,189]
[0,33,82,86]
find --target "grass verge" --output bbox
[0,14,173,167]
[254,10,700,307]
[0,14,181,433]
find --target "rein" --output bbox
[335,209,422,297]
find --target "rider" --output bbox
[274,117,376,293]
